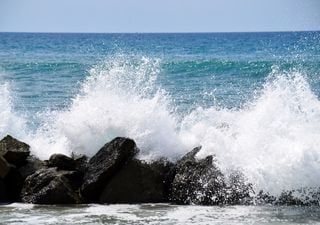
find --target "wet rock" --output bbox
[4,166,24,201]
[149,158,176,198]
[71,153,88,174]
[170,146,226,205]
[21,167,82,204]
[81,137,138,201]
[0,155,24,202]
[225,171,254,205]
[0,180,7,201]
[0,135,30,166]
[0,156,10,179]
[255,191,277,205]
[99,158,175,203]
[48,154,76,171]
[18,156,46,180]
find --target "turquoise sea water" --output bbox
[1,32,320,224]
[1,32,319,113]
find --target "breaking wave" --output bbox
[1,56,320,196]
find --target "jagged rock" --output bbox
[48,154,76,171]
[0,156,10,179]
[171,146,226,205]
[81,137,138,201]
[21,167,82,204]
[99,158,175,203]
[0,135,30,166]
[18,156,46,180]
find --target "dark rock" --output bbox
[0,180,7,201]
[0,155,24,202]
[0,135,30,166]
[149,158,176,199]
[255,190,277,205]
[21,167,82,204]
[81,137,138,201]
[225,171,254,205]
[18,156,46,180]
[48,154,76,171]
[171,146,226,205]
[276,190,305,205]
[4,165,24,201]
[99,158,174,203]
[71,153,88,174]
[0,156,10,179]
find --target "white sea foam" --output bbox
[182,68,320,195]
[0,81,27,141]
[1,57,320,196]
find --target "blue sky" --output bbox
[0,0,319,33]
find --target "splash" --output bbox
[181,68,320,195]
[2,57,320,196]
[29,56,186,159]
[0,81,27,140]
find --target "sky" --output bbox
[0,0,319,33]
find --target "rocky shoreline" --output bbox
[0,135,317,205]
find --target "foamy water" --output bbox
[1,56,320,197]
[1,203,320,225]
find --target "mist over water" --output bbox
[0,32,320,197]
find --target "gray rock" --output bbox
[0,135,30,166]
[81,137,138,201]
[21,167,82,204]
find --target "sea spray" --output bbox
[2,55,320,197]
[184,68,320,196]
[29,56,186,160]
[0,81,27,140]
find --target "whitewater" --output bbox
[1,54,320,197]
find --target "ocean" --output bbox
[0,31,320,224]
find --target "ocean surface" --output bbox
[0,32,320,224]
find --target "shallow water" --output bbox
[1,203,320,225]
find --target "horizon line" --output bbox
[0,30,319,35]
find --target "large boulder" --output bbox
[71,153,88,174]
[0,155,24,202]
[99,158,175,203]
[48,154,77,171]
[0,156,10,179]
[21,167,82,204]
[0,135,30,166]
[81,137,138,201]
[18,156,46,180]
[170,147,226,205]
[4,166,24,201]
